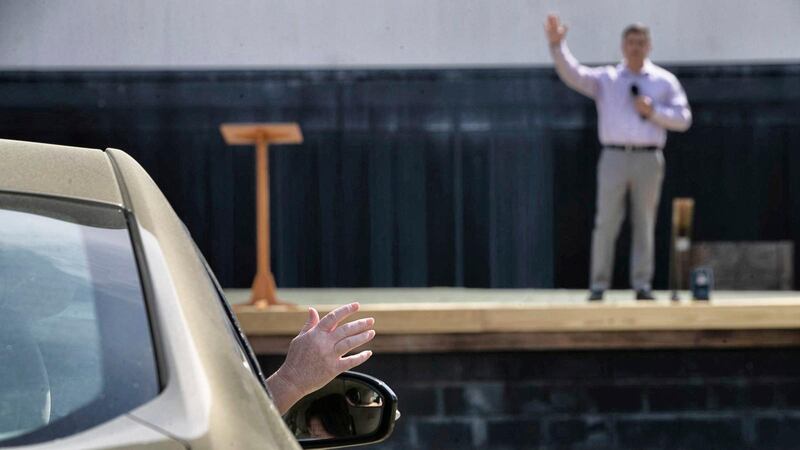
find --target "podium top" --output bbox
[220,123,303,145]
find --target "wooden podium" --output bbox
[220,123,303,308]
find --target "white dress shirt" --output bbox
[550,41,692,148]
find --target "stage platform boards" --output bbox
[227,288,800,354]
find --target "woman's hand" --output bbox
[266,302,376,414]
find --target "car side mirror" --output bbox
[283,371,399,449]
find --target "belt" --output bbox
[605,144,660,152]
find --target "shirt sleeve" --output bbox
[549,41,603,99]
[650,76,692,132]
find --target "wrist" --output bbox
[267,365,304,414]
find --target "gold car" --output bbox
[0,139,397,449]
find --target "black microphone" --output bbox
[630,84,645,120]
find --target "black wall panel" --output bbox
[1,65,798,288]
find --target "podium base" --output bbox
[249,272,296,309]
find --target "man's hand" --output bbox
[267,302,376,414]
[544,14,567,46]
[634,96,654,118]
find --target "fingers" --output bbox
[544,14,556,32]
[544,14,566,44]
[318,302,360,332]
[299,307,320,334]
[339,350,373,372]
[333,317,375,340]
[334,329,376,356]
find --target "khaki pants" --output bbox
[590,148,665,291]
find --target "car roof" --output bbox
[0,139,123,206]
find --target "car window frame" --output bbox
[190,237,270,393]
[107,150,269,395]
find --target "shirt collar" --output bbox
[618,59,654,76]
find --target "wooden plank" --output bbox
[234,303,488,334]
[482,303,800,332]
[248,329,800,355]
[234,301,800,335]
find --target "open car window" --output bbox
[0,192,159,446]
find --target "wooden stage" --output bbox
[227,288,800,354]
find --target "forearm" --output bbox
[549,41,598,98]
[650,104,692,132]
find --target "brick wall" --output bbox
[261,349,800,449]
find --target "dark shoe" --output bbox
[635,289,656,300]
[588,289,604,301]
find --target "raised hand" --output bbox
[266,302,376,414]
[544,13,567,46]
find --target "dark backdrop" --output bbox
[1,64,798,289]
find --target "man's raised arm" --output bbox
[545,14,601,99]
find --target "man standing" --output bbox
[545,14,692,301]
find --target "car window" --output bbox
[0,193,159,446]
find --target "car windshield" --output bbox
[0,192,159,446]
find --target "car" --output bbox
[0,139,398,449]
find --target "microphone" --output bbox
[630,84,646,120]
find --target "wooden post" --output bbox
[670,198,695,301]
[220,123,303,308]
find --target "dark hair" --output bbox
[305,394,355,437]
[622,23,650,40]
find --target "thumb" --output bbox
[299,307,320,334]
